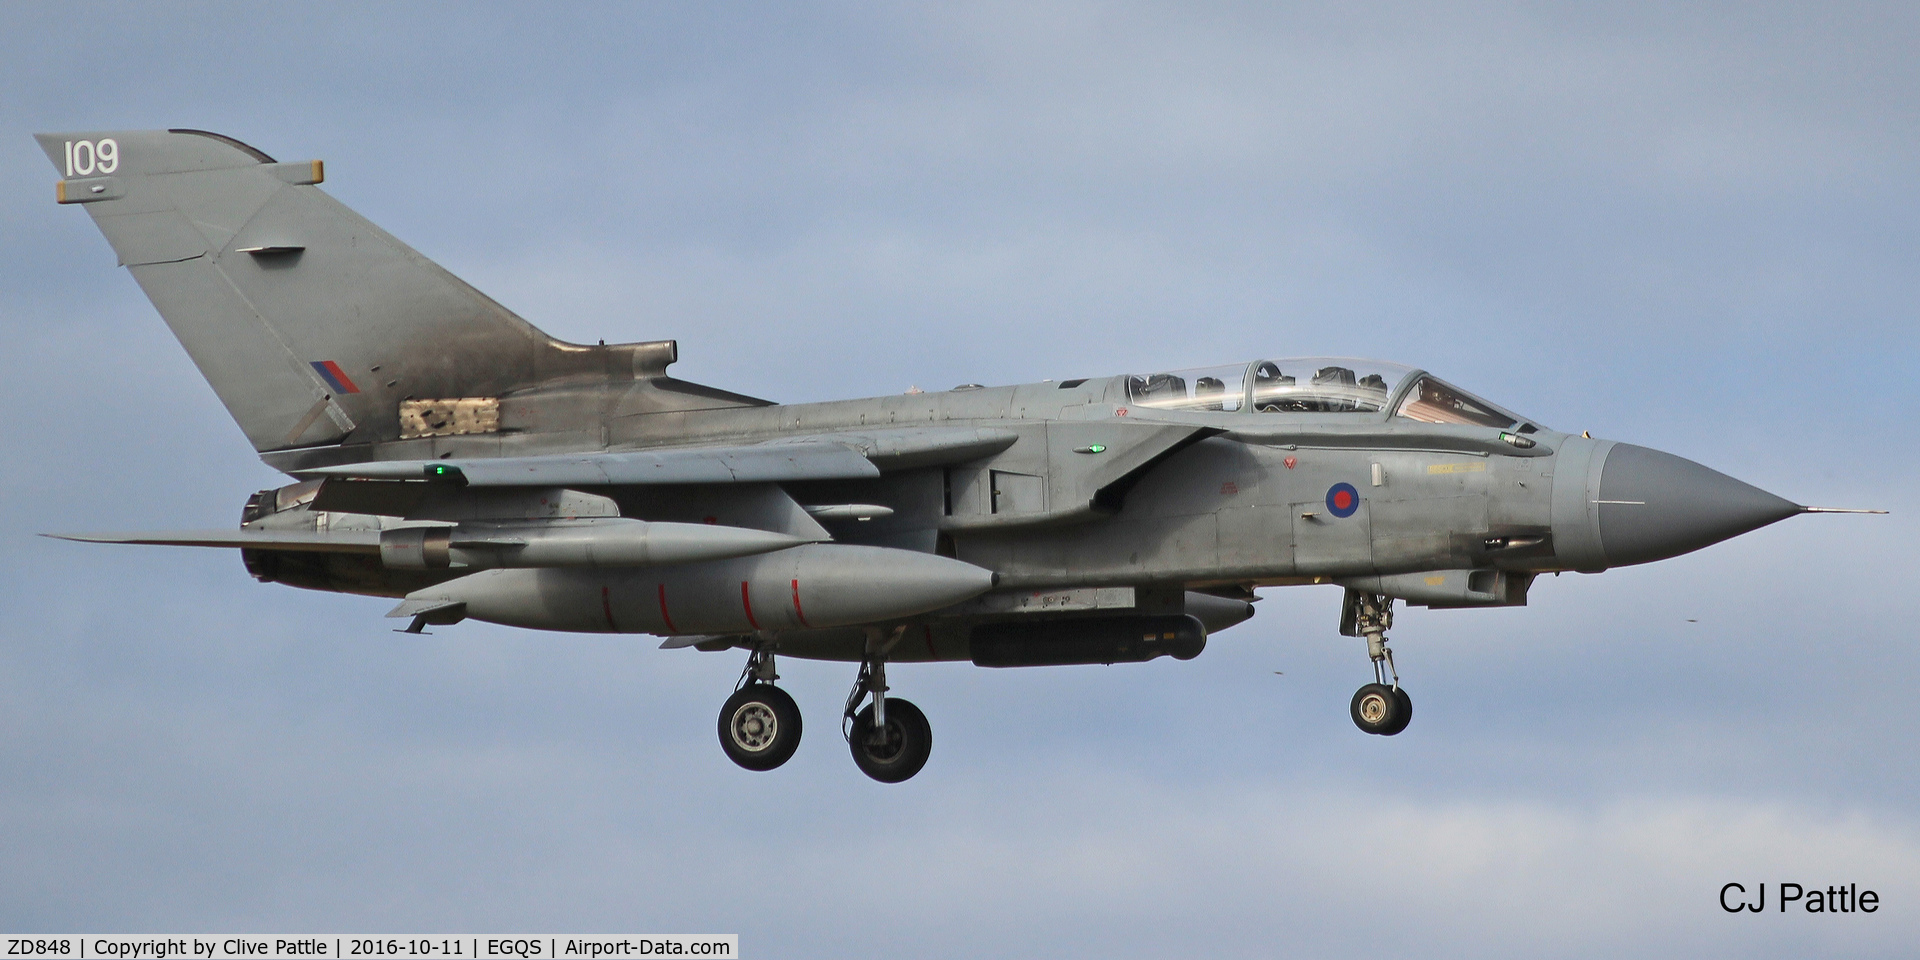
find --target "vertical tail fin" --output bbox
[36,129,678,452]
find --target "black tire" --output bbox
[718,683,802,771]
[1350,682,1402,735]
[1380,686,1413,736]
[848,698,932,783]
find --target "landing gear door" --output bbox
[1291,496,1373,576]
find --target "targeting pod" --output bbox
[969,614,1207,667]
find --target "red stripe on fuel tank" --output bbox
[657,583,679,635]
[790,578,811,627]
[601,585,618,631]
[741,581,761,630]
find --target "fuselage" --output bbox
[244,357,1801,662]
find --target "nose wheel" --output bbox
[1350,682,1412,736]
[718,647,802,771]
[1342,590,1412,736]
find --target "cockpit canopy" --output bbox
[1125,358,1532,430]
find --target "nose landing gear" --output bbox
[718,646,803,771]
[1343,590,1412,736]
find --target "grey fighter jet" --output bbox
[35,129,1882,782]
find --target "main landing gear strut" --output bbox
[842,626,933,783]
[715,629,935,783]
[1343,591,1412,736]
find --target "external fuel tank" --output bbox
[406,543,997,635]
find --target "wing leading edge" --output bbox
[294,442,881,486]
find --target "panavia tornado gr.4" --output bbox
[36,129,1883,782]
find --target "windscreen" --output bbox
[1393,376,1517,429]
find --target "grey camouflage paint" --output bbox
[36,129,1812,666]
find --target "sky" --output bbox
[2,2,1917,956]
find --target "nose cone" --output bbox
[1596,443,1800,567]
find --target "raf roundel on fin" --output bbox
[309,360,360,394]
